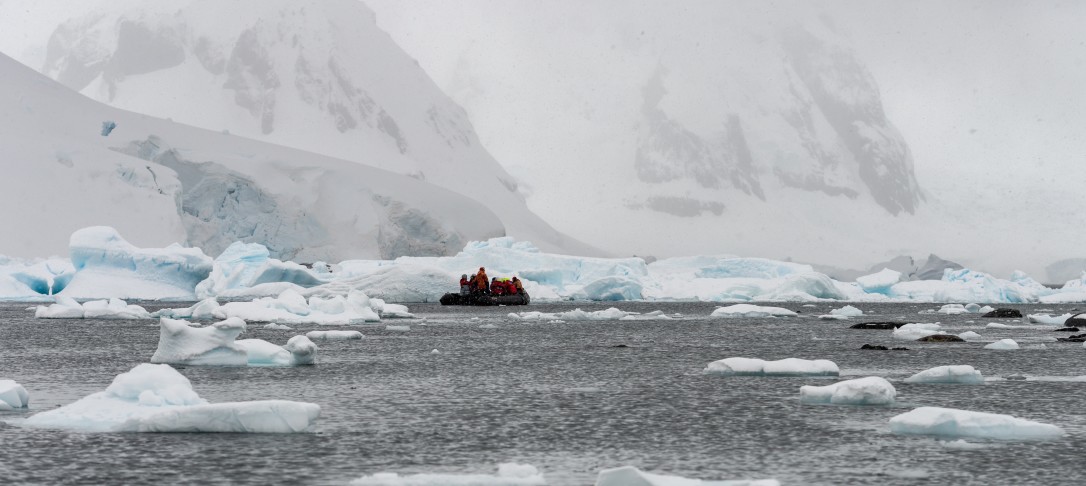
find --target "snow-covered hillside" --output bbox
[0,0,596,257]
[0,51,505,261]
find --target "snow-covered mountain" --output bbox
[0,50,505,261]
[0,0,597,257]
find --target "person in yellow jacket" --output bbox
[473,267,489,293]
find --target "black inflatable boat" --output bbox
[439,292,530,306]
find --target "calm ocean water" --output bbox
[1,301,1084,485]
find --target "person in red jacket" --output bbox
[491,277,506,296]
[504,279,518,295]
[459,274,470,295]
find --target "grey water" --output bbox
[1,301,1085,485]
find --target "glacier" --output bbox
[17,363,320,432]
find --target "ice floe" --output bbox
[210,289,385,325]
[595,466,779,486]
[349,463,545,485]
[984,339,1020,350]
[710,304,797,318]
[0,380,29,410]
[150,318,316,366]
[264,323,293,330]
[889,407,1064,441]
[892,323,945,340]
[509,308,674,321]
[1026,313,1073,325]
[34,296,150,319]
[957,331,983,341]
[705,357,839,377]
[306,330,364,340]
[19,363,319,432]
[829,305,863,317]
[904,365,984,385]
[151,298,221,320]
[799,377,896,405]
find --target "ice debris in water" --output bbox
[34,296,150,319]
[829,305,863,317]
[889,407,1064,441]
[306,330,363,340]
[19,363,319,433]
[595,465,780,486]
[509,308,673,321]
[892,323,945,340]
[709,304,797,318]
[705,357,839,377]
[0,380,30,410]
[904,365,984,385]
[386,325,410,332]
[150,317,317,366]
[210,289,384,325]
[984,339,1020,350]
[957,331,983,341]
[264,323,293,330]
[152,298,221,320]
[799,377,896,405]
[1026,313,1073,325]
[349,463,545,485]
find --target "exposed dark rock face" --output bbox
[1053,327,1080,332]
[861,344,908,350]
[982,308,1023,318]
[1057,333,1086,343]
[850,322,906,330]
[916,334,965,342]
[1065,313,1086,327]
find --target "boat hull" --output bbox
[440,292,531,306]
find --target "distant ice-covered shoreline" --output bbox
[2,226,1085,304]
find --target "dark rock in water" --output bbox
[982,308,1023,318]
[611,344,630,348]
[916,334,965,342]
[851,322,906,329]
[861,344,909,350]
[1053,327,1080,332]
[1056,333,1086,343]
[1065,313,1086,327]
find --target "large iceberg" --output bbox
[195,242,325,300]
[350,463,545,485]
[705,357,839,377]
[595,466,779,486]
[888,407,1064,441]
[60,227,213,300]
[35,296,151,319]
[904,365,984,385]
[0,380,29,410]
[150,318,317,366]
[709,304,797,318]
[19,364,319,432]
[799,377,896,405]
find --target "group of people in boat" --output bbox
[459,267,524,296]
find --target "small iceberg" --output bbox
[150,318,317,366]
[889,406,1064,441]
[0,380,29,410]
[306,330,363,340]
[18,363,319,433]
[957,331,983,341]
[705,357,839,377]
[799,377,896,405]
[984,339,1020,350]
[152,298,221,320]
[904,365,984,385]
[595,466,779,486]
[350,463,545,485]
[892,323,944,340]
[829,305,863,317]
[263,323,293,330]
[35,296,150,319]
[1026,313,1072,325]
[709,304,797,318]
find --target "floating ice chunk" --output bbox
[82,298,151,319]
[978,305,996,314]
[150,317,248,366]
[1026,313,1072,325]
[709,304,797,318]
[152,298,221,320]
[264,323,293,330]
[817,314,849,320]
[984,339,1019,350]
[705,357,839,377]
[509,308,672,321]
[34,295,84,318]
[957,331,983,341]
[213,289,382,325]
[0,380,29,410]
[800,377,896,405]
[855,268,901,294]
[431,349,440,354]
[829,305,863,317]
[20,363,319,433]
[595,465,780,486]
[350,463,545,485]
[194,241,322,300]
[889,406,1064,441]
[892,323,944,340]
[385,325,410,332]
[237,336,317,366]
[904,365,984,384]
[964,303,981,313]
[306,330,363,340]
[936,304,968,315]
[61,226,213,301]
[984,322,1036,330]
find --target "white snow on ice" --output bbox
[904,365,984,385]
[705,357,839,377]
[0,380,29,410]
[889,406,1064,441]
[799,377,896,405]
[984,339,1020,350]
